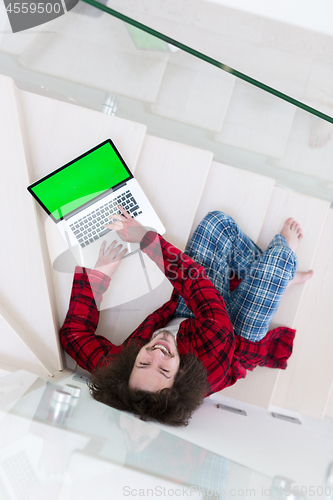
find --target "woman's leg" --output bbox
[175,211,263,318]
[175,211,299,343]
[228,234,297,341]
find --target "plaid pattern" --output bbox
[60,230,296,396]
[175,211,298,341]
[197,453,229,499]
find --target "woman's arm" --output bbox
[59,240,126,371]
[106,206,234,333]
[140,231,230,328]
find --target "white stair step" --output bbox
[257,187,330,328]
[19,90,147,179]
[135,135,213,251]
[189,160,275,244]
[215,80,296,158]
[18,13,169,102]
[271,209,333,418]
[96,135,213,345]
[276,108,333,183]
[0,303,54,377]
[193,164,274,404]
[222,186,330,407]
[0,29,42,56]
[0,75,63,375]
[0,312,52,378]
[17,88,148,332]
[0,371,40,415]
[152,51,235,132]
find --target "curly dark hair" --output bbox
[87,341,209,427]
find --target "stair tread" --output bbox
[0,75,63,375]
[0,312,51,378]
[257,187,330,328]
[152,51,235,131]
[135,135,213,250]
[271,209,333,418]
[190,160,275,244]
[222,186,330,408]
[20,90,147,180]
[215,80,296,158]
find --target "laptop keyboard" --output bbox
[1,450,38,500]
[69,189,142,248]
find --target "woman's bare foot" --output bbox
[286,270,314,289]
[281,218,313,288]
[280,218,303,252]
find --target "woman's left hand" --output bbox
[94,240,127,278]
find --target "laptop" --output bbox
[27,139,166,268]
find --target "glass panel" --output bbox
[1,1,332,203]
[97,0,333,120]
[0,370,272,498]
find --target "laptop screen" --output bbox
[28,140,133,222]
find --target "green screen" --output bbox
[31,142,131,220]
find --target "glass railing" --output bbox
[95,0,333,121]
[0,0,332,204]
[0,0,333,205]
[0,370,275,499]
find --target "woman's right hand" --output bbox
[105,206,148,243]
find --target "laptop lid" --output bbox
[27,139,133,223]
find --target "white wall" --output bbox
[54,373,333,492]
[2,369,332,493]
[155,392,333,492]
[205,0,333,37]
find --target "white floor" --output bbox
[204,0,333,37]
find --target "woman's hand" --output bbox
[94,240,127,278]
[105,206,148,243]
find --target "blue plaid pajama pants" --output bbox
[175,211,298,342]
